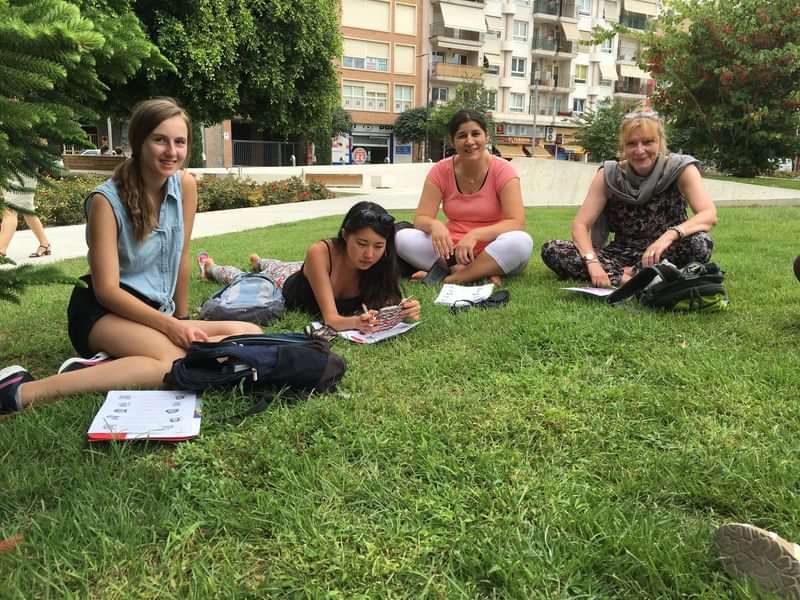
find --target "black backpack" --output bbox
[198,273,285,326]
[165,333,347,417]
[607,261,729,311]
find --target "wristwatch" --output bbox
[667,225,686,240]
[581,252,598,263]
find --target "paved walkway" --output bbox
[2,189,419,267]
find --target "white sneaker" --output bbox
[57,352,113,374]
[715,522,800,599]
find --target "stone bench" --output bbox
[62,155,126,173]
[305,173,363,188]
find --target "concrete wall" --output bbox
[189,159,800,206]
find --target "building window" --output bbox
[573,98,585,113]
[364,57,389,72]
[432,51,445,64]
[365,89,388,111]
[343,39,390,72]
[448,53,467,65]
[578,0,591,15]
[394,85,413,113]
[343,85,365,110]
[510,92,525,112]
[432,87,449,103]
[601,36,613,54]
[574,64,588,83]
[513,20,528,41]
[511,57,526,78]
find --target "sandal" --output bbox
[450,290,510,314]
[29,244,51,258]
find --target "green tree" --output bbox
[113,0,341,139]
[394,107,429,161]
[1,0,157,299]
[642,0,800,177]
[312,107,352,165]
[573,99,634,163]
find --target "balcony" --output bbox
[533,0,576,18]
[531,76,573,93]
[532,35,574,56]
[614,80,647,96]
[430,23,483,49]
[620,11,647,29]
[432,62,483,81]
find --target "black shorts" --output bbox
[67,276,160,357]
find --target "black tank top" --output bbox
[282,239,363,317]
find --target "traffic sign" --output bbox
[352,147,368,164]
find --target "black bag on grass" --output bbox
[165,333,346,397]
[607,261,729,311]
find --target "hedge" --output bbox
[24,174,335,228]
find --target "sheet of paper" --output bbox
[337,320,420,344]
[560,286,616,298]
[434,283,495,306]
[87,390,201,441]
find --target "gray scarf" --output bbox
[591,153,699,248]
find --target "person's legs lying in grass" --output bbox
[1,313,259,415]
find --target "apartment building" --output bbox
[334,0,655,162]
[338,0,425,163]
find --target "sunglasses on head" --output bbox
[623,110,661,121]
[357,208,395,226]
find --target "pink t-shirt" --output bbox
[427,155,519,253]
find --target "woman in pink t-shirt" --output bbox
[396,109,533,284]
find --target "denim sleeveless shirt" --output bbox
[84,173,184,315]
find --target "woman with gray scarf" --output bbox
[541,111,717,288]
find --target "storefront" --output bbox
[350,123,394,164]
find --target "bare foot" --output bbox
[197,252,213,280]
[249,253,261,271]
[410,270,427,281]
[489,275,503,287]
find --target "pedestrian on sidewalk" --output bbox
[0,174,52,258]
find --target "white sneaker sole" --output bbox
[57,352,112,374]
[715,523,800,599]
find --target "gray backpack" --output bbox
[199,273,285,326]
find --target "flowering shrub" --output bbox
[26,174,335,227]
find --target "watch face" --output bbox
[583,253,596,261]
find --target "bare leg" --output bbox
[0,208,19,254]
[21,214,50,248]
[249,253,261,271]
[16,315,260,408]
[443,253,504,284]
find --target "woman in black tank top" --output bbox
[282,201,421,332]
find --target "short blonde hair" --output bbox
[618,112,668,159]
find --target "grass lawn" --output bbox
[2,206,800,598]
[703,173,800,192]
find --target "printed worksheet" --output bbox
[434,283,495,306]
[560,287,616,298]
[337,320,420,344]
[87,390,201,441]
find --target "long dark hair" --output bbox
[113,97,192,240]
[447,109,489,139]
[333,201,402,307]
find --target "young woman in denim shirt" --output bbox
[0,98,259,414]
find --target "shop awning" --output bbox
[560,22,580,42]
[561,145,584,154]
[440,2,487,33]
[619,63,650,79]
[624,0,658,16]
[485,16,503,31]
[494,144,528,158]
[598,62,619,81]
